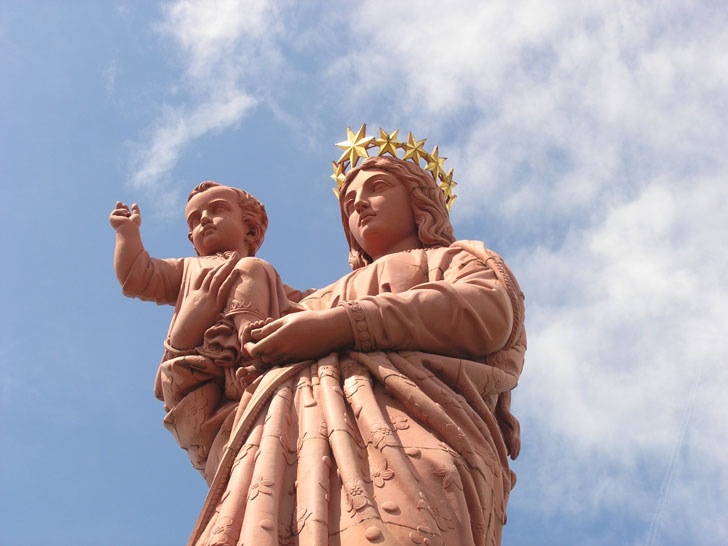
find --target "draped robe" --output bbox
[148,242,525,546]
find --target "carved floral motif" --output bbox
[248,475,274,501]
[370,459,394,487]
[371,423,397,450]
[344,478,374,514]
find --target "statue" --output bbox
[111,125,526,546]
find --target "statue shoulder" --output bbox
[450,240,525,346]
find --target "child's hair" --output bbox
[187,181,268,256]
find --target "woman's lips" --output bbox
[359,212,375,225]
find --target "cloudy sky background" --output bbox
[1,1,726,544]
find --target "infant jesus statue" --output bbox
[110,182,307,476]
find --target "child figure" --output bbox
[110,181,302,478]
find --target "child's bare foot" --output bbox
[241,317,274,346]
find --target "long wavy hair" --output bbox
[339,156,455,270]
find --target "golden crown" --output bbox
[331,124,457,211]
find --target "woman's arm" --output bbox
[244,307,354,366]
[352,262,513,358]
[246,249,514,363]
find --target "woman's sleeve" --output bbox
[343,251,514,358]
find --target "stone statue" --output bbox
[111,126,526,546]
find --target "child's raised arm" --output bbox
[110,201,144,285]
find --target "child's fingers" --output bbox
[215,267,240,307]
[203,252,239,292]
[111,202,130,215]
[130,203,141,225]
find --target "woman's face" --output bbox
[343,169,420,261]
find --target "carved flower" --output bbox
[371,423,396,450]
[391,414,409,430]
[248,475,274,500]
[433,462,463,490]
[210,516,236,543]
[445,424,472,454]
[231,443,256,470]
[344,478,372,513]
[370,459,394,487]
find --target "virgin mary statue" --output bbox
[157,127,526,546]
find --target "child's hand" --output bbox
[168,253,241,349]
[109,201,141,232]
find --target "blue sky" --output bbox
[1,1,726,545]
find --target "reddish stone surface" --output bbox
[112,157,526,545]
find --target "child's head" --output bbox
[185,181,268,257]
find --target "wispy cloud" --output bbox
[129,87,256,191]
[127,2,727,542]
[328,1,728,542]
[128,0,280,201]
[102,59,117,95]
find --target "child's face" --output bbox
[185,186,250,256]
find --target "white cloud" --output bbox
[129,87,256,191]
[331,1,728,542]
[126,1,728,541]
[511,175,727,542]
[102,59,117,95]
[157,0,276,82]
[128,0,279,201]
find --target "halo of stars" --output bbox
[331,123,458,211]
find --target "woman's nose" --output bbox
[353,194,370,212]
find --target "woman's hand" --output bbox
[244,307,354,366]
[168,253,240,349]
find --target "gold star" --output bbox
[425,146,447,180]
[439,168,457,198]
[402,132,427,165]
[446,194,457,211]
[374,128,402,157]
[330,161,346,190]
[335,124,374,167]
